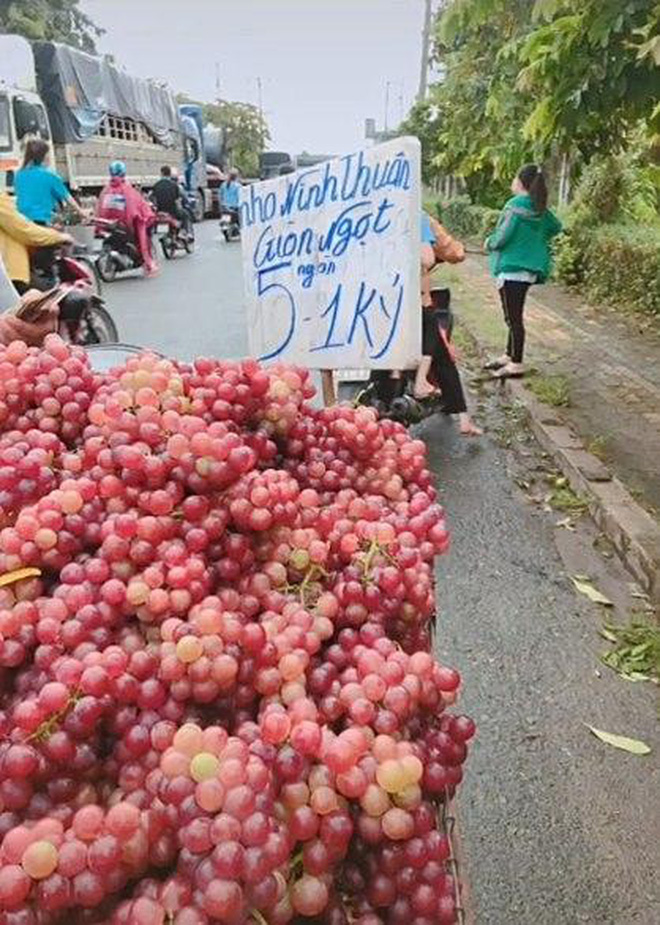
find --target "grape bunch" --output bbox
[0,338,474,924]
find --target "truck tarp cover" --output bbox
[32,42,179,146]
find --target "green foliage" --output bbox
[409,0,660,198]
[400,101,443,187]
[178,97,270,178]
[433,197,499,240]
[568,153,658,226]
[601,620,660,684]
[407,0,535,197]
[0,0,101,51]
[555,222,660,315]
[527,372,572,408]
[518,0,660,155]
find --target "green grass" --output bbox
[526,372,571,408]
[601,620,660,684]
[451,324,480,361]
[547,481,589,515]
[586,434,611,462]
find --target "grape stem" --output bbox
[250,909,269,925]
[27,687,81,743]
[288,848,304,877]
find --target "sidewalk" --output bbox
[451,257,660,518]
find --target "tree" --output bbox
[518,0,660,157]
[202,100,270,178]
[178,96,270,178]
[403,0,535,203]
[0,0,101,51]
[403,0,660,202]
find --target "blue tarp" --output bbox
[32,42,180,146]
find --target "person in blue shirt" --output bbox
[220,169,241,214]
[15,139,86,226]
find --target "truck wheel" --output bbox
[193,191,205,223]
[96,252,117,283]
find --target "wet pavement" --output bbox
[427,396,659,924]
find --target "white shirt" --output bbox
[0,253,19,313]
[496,271,537,289]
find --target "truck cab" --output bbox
[0,35,53,193]
[259,151,294,180]
[178,104,209,221]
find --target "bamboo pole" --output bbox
[320,369,336,406]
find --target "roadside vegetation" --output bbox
[407,0,660,316]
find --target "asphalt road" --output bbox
[101,221,660,924]
[99,219,247,361]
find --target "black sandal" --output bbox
[491,367,524,380]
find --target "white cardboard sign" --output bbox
[241,137,421,369]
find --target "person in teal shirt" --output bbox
[485,164,562,379]
[15,139,86,226]
[220,169,241,213]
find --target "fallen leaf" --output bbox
[0,567,42,588]
[600,628,618,642]
[631,590,649,601]
[555,517,575,531]
[585,724,651,755]
[571,577,613,607]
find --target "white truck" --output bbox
[0,34,184,196]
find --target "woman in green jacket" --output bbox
[485,164,562,379]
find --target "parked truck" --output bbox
[178,103,210,221]
[0,34,184,197]
[259,151,294,180]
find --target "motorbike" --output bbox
[357,287,454,426]
[94,218,153,282]
[155,212,195,260]
[28,240,118,346]
[219,208,240,242]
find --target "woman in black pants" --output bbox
[485,165,562,379]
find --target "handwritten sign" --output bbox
[241,137,421,369]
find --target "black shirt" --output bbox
[152,177,180,214]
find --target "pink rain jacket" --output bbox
[96,177,156,270]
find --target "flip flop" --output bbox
[491,368,524,380]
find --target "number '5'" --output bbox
[256,263,296,361]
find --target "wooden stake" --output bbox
[320,369,336,406]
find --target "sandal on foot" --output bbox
[483,358,509,371]
[491,365,524,380]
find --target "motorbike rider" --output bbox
[0,189,72,294]
[15,139,87,227]
[96,161,158,277]
[0,250,66,346]
[152,165,193,240]
[220,168,241,223]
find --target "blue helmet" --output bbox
[109,160,126,177]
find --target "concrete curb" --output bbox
[461,329,660,605]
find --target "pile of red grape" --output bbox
[0,336,474,925]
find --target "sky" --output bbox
[81,0,426,157]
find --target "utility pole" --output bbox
[384,81,391,133]
[418,0,433,103]
[256,77,264,151]
[215,62,221,102]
